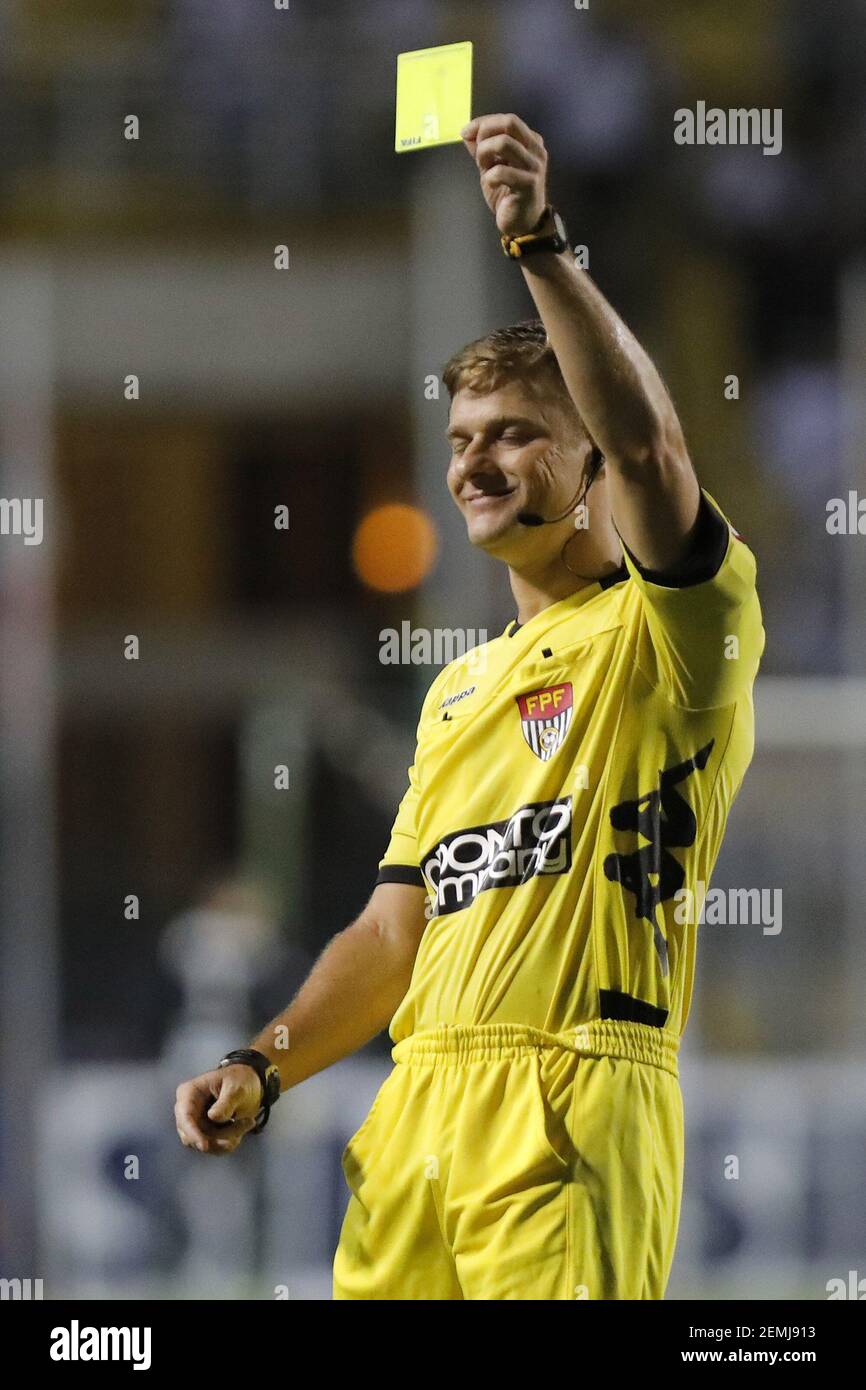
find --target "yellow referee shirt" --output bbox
[377,491,764,1043]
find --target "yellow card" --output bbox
[395,41,473,153]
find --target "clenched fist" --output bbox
[460,113,549,237]
[175,1063,262,1156]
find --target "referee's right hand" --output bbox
[174,1064,262,1155]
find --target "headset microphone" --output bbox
[517,485,585,527]
[517,449,604,528]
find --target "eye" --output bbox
[450,439,468,455]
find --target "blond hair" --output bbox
[443,319,603,480]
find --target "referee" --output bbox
[175,113,765,1300]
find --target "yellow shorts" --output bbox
[333,1020,684,1300]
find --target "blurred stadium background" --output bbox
[1,0,865,1300]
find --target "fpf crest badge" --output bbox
[516,683,573,761]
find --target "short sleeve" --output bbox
[619,489,765,710]
[375,759,424,887]
[374,669,448,890]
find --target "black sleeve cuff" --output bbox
[375,864,425,888]
[622,492,730,589]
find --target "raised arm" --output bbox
[461,112,701,572]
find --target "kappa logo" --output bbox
[439,685,476,710]
[603,740,715,975]
[516,683,574,761]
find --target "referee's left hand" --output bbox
[460,113,549,237]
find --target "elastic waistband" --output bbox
[391,1020,679,1077]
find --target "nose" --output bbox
[453,439,496,480]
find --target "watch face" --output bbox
[552,211,567,244]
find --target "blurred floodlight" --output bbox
[352,503,439,593]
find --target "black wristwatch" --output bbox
[218,1048,282,1134]
[501,205,569,260]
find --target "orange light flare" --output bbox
[352,503,439,593]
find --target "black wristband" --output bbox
[218,1048,281,1134]
[500,205,569,260]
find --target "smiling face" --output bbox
[446,383,594,558]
